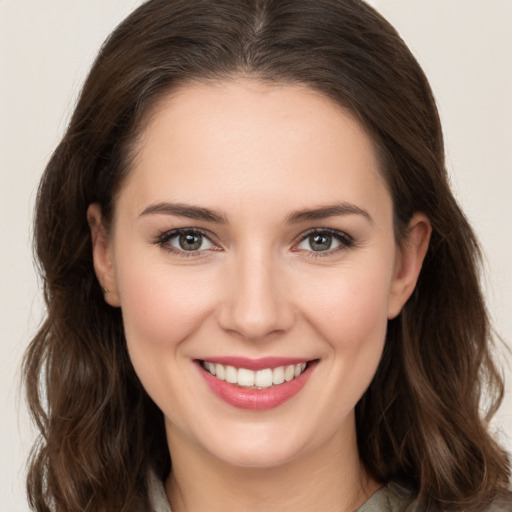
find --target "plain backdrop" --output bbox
[1,1,511,509]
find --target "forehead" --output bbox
[119,79,391,220]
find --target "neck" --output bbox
[165,418,380,512]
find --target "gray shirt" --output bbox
[148,473,512,511]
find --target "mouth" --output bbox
[200,360,309,389]
[196,357,318,410]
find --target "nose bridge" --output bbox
[217,243,294,341]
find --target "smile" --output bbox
[201,361,308,389]
[197,358,317,410]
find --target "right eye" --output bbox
[155,228,216,256]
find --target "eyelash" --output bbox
[153,227,355,258]
[293,228,355,258]
[153,228,218,258]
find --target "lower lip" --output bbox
[197,361,317,411]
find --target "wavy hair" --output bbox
[24,0,510,510]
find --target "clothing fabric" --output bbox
[148,472,512,511]
[147,476,416,511]
[148,472,172,512]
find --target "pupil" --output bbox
[310,234,332,251]
[179,233,202,251]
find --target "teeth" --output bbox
[225,365,237,384]
[284,365,295,382]
[202,361,308,388]
[272,366,285,385]
[255,368,272,388]
[238,368,255,387]
[215,363,225,381]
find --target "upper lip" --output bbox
[197,356,314,371]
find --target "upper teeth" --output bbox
[202,361,307,389]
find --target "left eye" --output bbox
[161,230,214,252]
[296,231,351,252]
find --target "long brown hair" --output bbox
[24,1,510,510]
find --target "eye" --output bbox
[156,229,215,254]
[295,229,353,253]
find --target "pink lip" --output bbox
[198,356,311,371]
[196,359,318,411]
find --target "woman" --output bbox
[24,1,511,511]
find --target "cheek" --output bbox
[113,256,222,425]
[298,263,392,346]
[115,257,218,354]
[292,256,394,406]
[296,265,392,431]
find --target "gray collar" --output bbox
[148,473,418,512]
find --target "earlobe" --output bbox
[387,213,431,319]
[87,204,121,307]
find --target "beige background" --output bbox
[1,1,510,509]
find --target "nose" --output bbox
[216,247,296,342]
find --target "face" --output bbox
[90,80,429,469]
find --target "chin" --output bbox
[197,420,317,470]
[214,442,301,469]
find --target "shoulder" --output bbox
[147,471,172,512]
[366,483,512,512]
[485,491,512,511]
[356,483,417,512]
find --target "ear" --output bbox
[87,204,121,307]
[387,213,431,319]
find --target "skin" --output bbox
[89,80,431,512]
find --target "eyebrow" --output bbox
[139,201,372,225]
[139,202,228,223]
[285,203,373,224]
